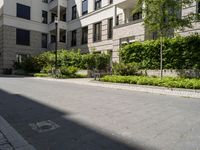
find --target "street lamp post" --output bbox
[54,16,58,69]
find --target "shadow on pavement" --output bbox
[0,75,30,78]
[0,89,156,150]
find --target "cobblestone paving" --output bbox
[0,131,14,150]
[34,78,200,98]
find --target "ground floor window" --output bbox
[42,33,48,48]
[82,26,88,44]
[16,54,29,63]
[71,30,77,46]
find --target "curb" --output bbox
[0,116,35,150]
[34,77,200,99]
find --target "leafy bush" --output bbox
[60,66,79,77]
[82,53,111,70]
[101,75,200,89]
[13,57,42,73]
[112,63,139,76]
[41,65,52,74]
[13,49,111,74]
[120,34,200,69]
[82,54,96,70]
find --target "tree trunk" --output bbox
[160,36,163,79]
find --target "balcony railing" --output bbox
[115,19,143,29]
[49,0,67,10]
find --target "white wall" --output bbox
[0,0,3,16]
[67,0,123,31]
[3,0,49,33]
[177,2,200,35]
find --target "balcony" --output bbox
[115,0,137,9]
[48,42,67,50]
[48,20,66,32]
[113,19,145,42]
[49,0,67,11]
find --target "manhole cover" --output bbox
[29,120,60,133]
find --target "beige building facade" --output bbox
[0,0,200,72]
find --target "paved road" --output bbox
[0,131,14,150]
[0,77,200,150]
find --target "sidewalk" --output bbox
[0,116,35,150]
[34,77,200,99]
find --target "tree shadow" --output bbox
[0,89,157,150]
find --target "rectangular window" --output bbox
[42,33,48,48]
[42,10,48,24]
[60,33,66,43]
[82,26,88,44]
[16,29,30,46]
[72,5,77,20]
[93,22,102,42]
[16,54,29,63]
[51,35,56,43]
[17,3,30,20]
[116,15,119,25]
[82,0,88,15]
[108,18,113,39]
[71,30,77,46]
[133,12,142,21]
[51,13,57,23]
[109,0,113,4]
[95,0,101,10]
[198,2,200,13]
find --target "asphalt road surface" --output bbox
[0,76,200,150]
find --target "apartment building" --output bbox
[0,0,200,72]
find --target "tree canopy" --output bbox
[134,0,200,36]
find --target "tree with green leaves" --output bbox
[133,0,200,78]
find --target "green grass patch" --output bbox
[33,73,87,79]
[33,73,50,77]
[100,75,200,89]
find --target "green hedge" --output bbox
[101,75,200,89]
[37,50,110,71]
[14,50,111,73]
[120,34,200,69]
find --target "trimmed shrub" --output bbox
[120,34,200,69]
[112,63,139,76]
[60,66,79,77]
[101,75,200,89]
[82,53,111,71]
[13,50,111,74]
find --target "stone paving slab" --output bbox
[34,78,200,99]
[0,116,35,150]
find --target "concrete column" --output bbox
[65,30,68,46]
[57,4,60,42]
[88,24,93,44]
[124,9,130,23]
[48,33,51,44]
[57,2,61,21]
[123,9,127,24]
[113,5,117,27]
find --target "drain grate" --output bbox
[29,120,60,133]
